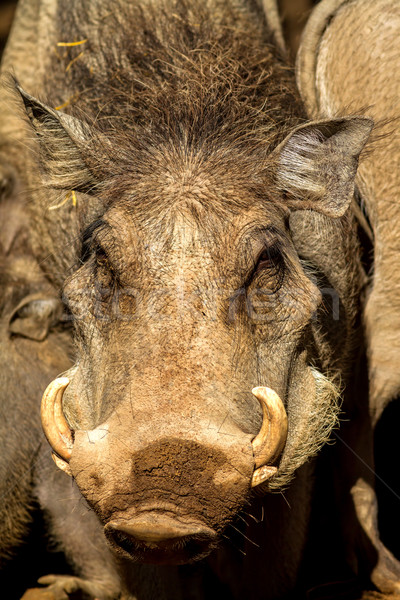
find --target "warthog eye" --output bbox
[240,244,286,323]
[256,247,278,272]
[79,218,108,264]
[253,243,285,291]
[94,246,118,304]
[95,246,109,269]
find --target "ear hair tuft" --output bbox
[15,82,97,193]
[275,117,373,217]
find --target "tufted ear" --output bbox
[16,84,98,193]
[275,117,373,217]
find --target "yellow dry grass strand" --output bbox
[54,93,80,111]
[57,39,88,47]
[65,51,84,73]
[49,191,77,211]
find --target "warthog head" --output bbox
[15,2,372,564]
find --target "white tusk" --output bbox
[250,387,288,487]
[51,452,72,476]
[41,377,73,475]
[251,465,277,487]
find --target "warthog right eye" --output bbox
[95,246,109,269]
[80,218,107,264]
[255,245,281,275]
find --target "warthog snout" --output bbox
[105,513,217,564]
[40,375,288,562]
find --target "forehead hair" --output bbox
[48,0,305,204]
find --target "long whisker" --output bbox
[221,533,247,557]
[228,524,260,548]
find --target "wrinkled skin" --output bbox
[0,0,391,598]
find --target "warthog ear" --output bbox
[275,117,373,217]
[15,84,98,193]
[8,294,62,341]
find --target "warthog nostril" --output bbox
[105,513,217,563]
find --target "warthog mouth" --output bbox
[104,512,218,565]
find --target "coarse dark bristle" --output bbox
[44,0,305,185]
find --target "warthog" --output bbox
[1,0,396,598]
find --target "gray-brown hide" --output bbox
[0,0,382,598]
[0,169,70,563]
[297,1,400,593]
[297,0,400,421]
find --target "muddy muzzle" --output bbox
[40,376,288,562]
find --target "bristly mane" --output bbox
[45,0,305,179]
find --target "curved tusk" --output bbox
[41,377,73,475]
[251,465,278,487]
[251,387,288,487]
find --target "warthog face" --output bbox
[15,1,372,564]
[35,115,369,562]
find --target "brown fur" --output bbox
[0,1,379,598]
[0,168,72,564]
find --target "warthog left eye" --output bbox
[92,245,122,314]
[240,245,286,323]
[256,247,278,272]
[253,244,285,292]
